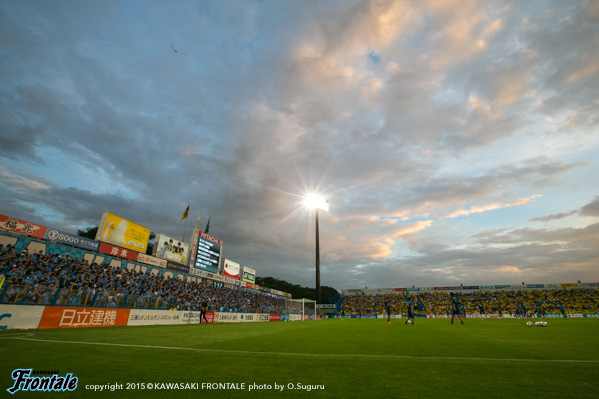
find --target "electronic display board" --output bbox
[192,231,222,274]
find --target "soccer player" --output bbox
[385,299,392,324]
[478,301,485,319]
[405,299,415,325]
[449,294,464,325]
[200,300,209,323]
[558,301,567,319]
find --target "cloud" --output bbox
[580,196,599,217]
[447,195,542,219]
[0,1,597,290]
[393,220,434,237]
[0,167,50,191]
[529,211,577,223]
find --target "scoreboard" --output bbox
[192,231,222,274]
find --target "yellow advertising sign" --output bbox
[96,212,151,253]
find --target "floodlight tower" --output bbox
[305,194,329,304]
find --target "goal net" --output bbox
[286,298,317,320]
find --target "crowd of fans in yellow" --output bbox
[341,288,599,316]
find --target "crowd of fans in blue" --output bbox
[0,243,305,314]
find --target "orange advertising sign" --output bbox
[38,306,130,329]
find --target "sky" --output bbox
[1,0,598,291]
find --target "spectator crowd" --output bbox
[341,288,599,317]
[0,244,302,314]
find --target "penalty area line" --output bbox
[3,335,599,364]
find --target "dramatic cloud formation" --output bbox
[1,0,598,290]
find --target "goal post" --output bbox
[286,298,316,320]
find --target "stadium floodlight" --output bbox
[304,194,328,305]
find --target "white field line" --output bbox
[1,333,598,364]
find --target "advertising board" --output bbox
[95,212,150,253]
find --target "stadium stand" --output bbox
[340,289,599,316]
[0,245,303,315]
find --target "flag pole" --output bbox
[183,216,188,243]
[181,203,190,242]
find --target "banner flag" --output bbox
[180,204,190,222]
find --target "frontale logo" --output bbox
[0,313,11,330]
[6,369,78,394]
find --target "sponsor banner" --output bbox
[462,286,479,290]
[128,309,181,325]
[246,282,255,289]
[213,312,242,323]
[188,268,214,279]
[343,289,362,294]
[317,304,336,309]
[393,288,406,291]
[269,314,281,321]
[223,258,240,279]
[45,228,100,251]
[223,276,239,285]
[289,314,302,321]
[192,231,222,274]
[211,312,270,323]
[241,313,257,322]
[561,283,579,288]
[189,267,225,282]
[434,287,450,290]
[0,214,47,239]
[185,311,216,324]
[584,314,599,318]
[0,305,45,330]
[257,314,269,322]
[494,285,512,289]
[137,253,167,268]
[480,286,494,289]
[167,261,190,274]
[580,283,599,288]
[526,284,545,288]
[38,306,130,329]
[96,212,151,253]
[98,242,139,261]
[154,233,190,265]
[178,311,202,324]
[242,266,256,283]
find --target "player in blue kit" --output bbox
[558,301,567,319]
[478,302,485,319]
[385,299,392,324]
[449,294,464,325]
[405,299,415,325]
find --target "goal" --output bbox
[286,298,317,320]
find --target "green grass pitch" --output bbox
[1,318,598,398]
